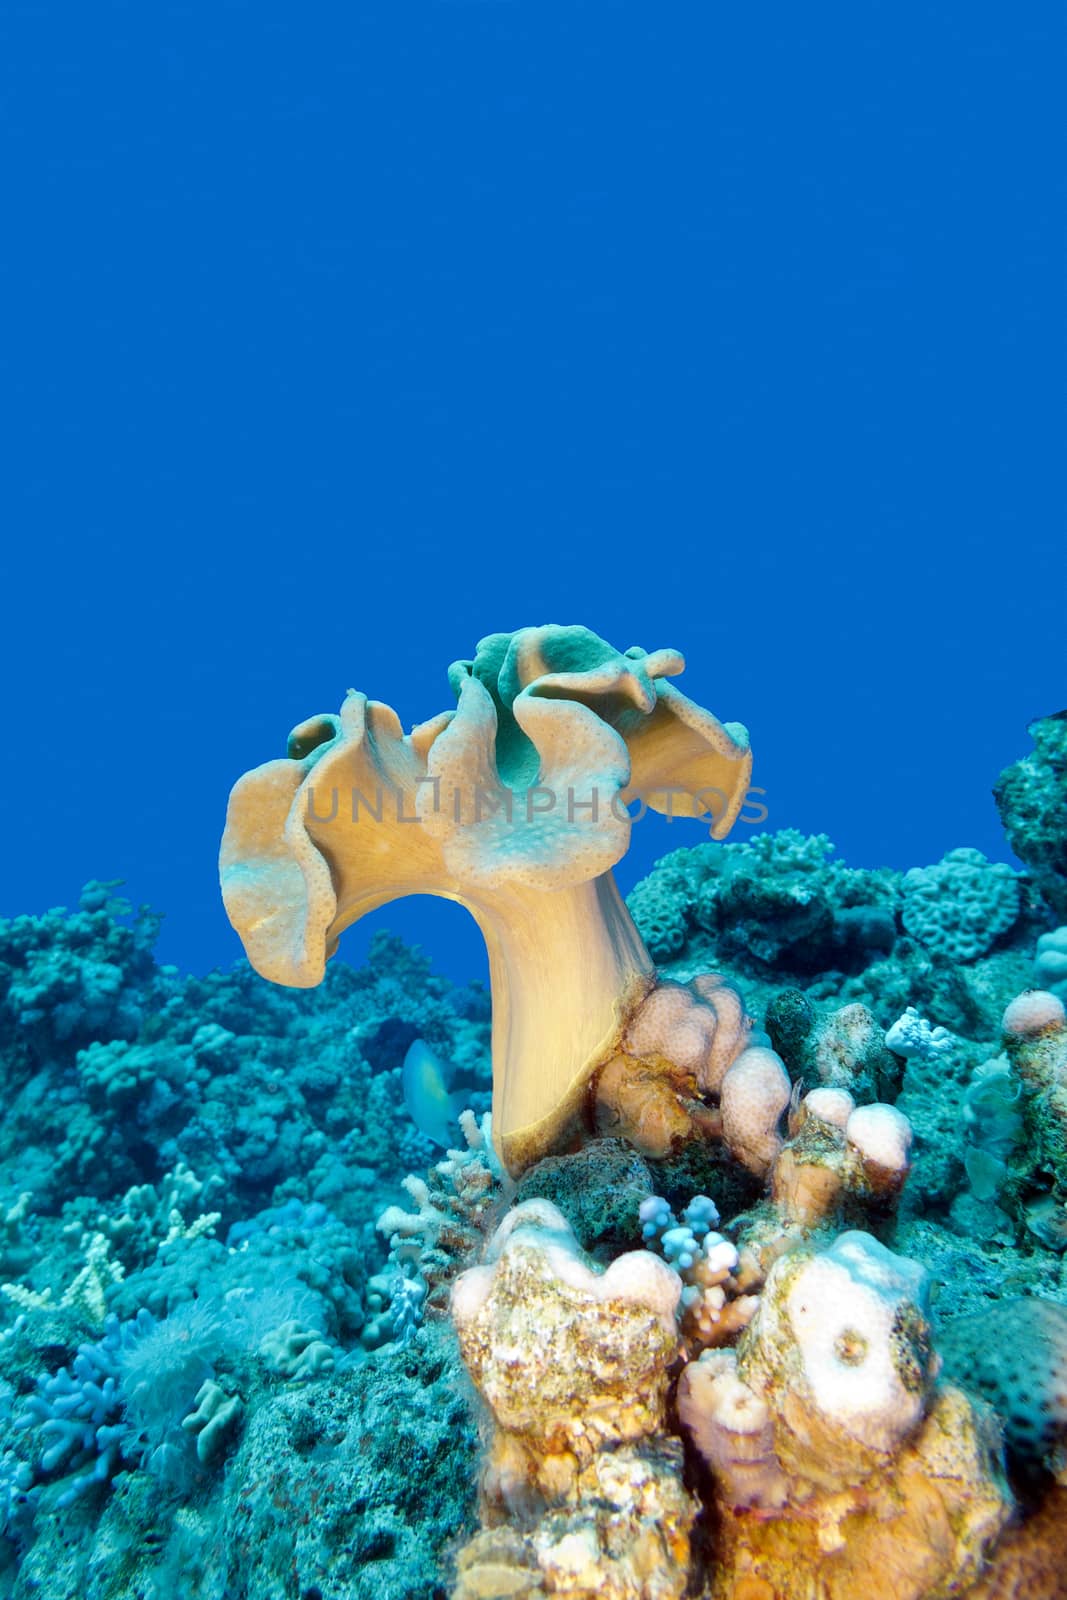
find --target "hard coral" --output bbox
[1036,927,1067,996]
[450,1200,698,1600]
[679,1234,1010,1600]
[594,974,756,1161]
[770,1090,913,1229]
[639,1193,758,1352]
[629,831,899,981]
[0,884,170,1084]
[719,1045,792,1176]
[1001,989,1067,1199]
[901,849,1021,964]
[939,1297,1067,1478]
[375,1108,507,1317]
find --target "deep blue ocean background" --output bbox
[1,1,1062,987]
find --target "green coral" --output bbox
[515,1139,654,1257]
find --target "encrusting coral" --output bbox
[220,625,753,1174]
[938,1296,1067,1480]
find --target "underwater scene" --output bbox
[3,5,1063,1597]
[0,625,1065,1599]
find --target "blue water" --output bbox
[1,0,1062,988]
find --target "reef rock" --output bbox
[679,1232,1011,1600]
[450,1200,699,1599]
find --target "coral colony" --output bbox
[0,631,1064,1600]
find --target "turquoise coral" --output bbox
[901,848,1021,963]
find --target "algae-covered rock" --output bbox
[451,1201,680,1458]
[966,1482,1067,1600]
[450,1201,697,1598]
[514,1140,654,1258]
[1002,990,1067,1198]
[767,996,900,1103]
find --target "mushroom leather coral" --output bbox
[220,626,751,1174]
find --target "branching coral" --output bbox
[638,1193,758,1351]
[220,625,751,1173]
[14,1314,130,1506]
[374,1109,508,1324]
[2,1232,125,1326]
[12,1299,249,1508]
[885,1005,954,1061]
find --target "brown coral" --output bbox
[964,1484,1067,1600]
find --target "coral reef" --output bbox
[628,832,1041,1042]
[1,681,1065,1597]
[994,712,1067,919]
[0,884,490,1597]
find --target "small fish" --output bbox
[402,1039,465,1148]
